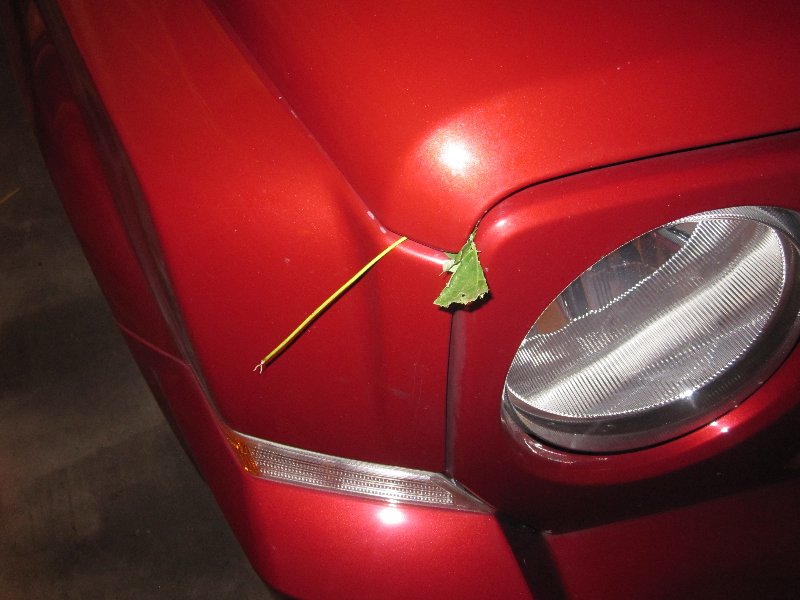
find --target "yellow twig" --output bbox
[0,187,21,206]
[254,236,408,373]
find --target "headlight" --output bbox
[503,207,800,453]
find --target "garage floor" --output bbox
[0,30,277,600]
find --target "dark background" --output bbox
[0,26,277,600]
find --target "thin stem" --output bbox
[254,235,408,373]
[0,187,20,206]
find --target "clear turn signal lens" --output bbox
[503,207,800,453]
[224,427,488,512]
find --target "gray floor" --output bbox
[1,30,277,600]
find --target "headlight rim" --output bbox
[502,205,800,454]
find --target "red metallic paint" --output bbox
[11,0,800,596]
[44,0,451,472]
[210,0,800,250]
[123,330,533,600]
[546,478,800,599]
[23,6,179,356]
[451,132,800,531]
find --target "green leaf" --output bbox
[434,229,489,308]
[441,251,459,274]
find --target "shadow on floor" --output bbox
[0,22,278,600]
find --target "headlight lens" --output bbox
[503,207,800,453]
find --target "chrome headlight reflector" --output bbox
[503,207,800,453]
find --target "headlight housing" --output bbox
[503,207,800,453]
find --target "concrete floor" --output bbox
[1,30,278,600]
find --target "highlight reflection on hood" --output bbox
[439,138,474,177]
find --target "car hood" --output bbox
[213,0,800,249]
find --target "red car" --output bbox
[5,0,800,597]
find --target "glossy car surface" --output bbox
[5,0,800,598]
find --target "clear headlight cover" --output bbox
[503,207,800,453]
